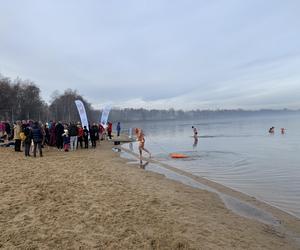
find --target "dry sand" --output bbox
[0,141,300,249]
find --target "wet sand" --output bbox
[1,142,300,249]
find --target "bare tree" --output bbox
[49,89,96,123]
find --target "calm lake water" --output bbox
[121,113,300,218]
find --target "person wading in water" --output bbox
[135,128,151,164]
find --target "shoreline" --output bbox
[120,146,300,235]
[1,141,300,249]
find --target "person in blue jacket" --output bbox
[116,122,121,137]
[31,121,44,157]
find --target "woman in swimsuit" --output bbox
[192,126,198,139]
[135,128,151,163]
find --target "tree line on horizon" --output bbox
[0,75,92,122]
[1,74,299,123]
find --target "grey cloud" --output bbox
[1,0,300,110]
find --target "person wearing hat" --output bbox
[62,129,70,152]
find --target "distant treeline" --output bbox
[0,75,95,122]
[1,74,299,123]
[108,108,300,122]
[0,76,48,121]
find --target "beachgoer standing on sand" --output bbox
[55,121,64,150]
[90,123,99,148]
[83,126,89,148]
[135,128,151,163]
[107,122,112,139]
[43,123,50,147]
[4,121,11,141]
[77,123,84,149]
[69,122,78,151]
[116,122,121,137]
[23,123,32,157]
[31,121,44,157]
[62,129,70,152]
[13,121,22,152]
[99,123,105,140]
[49,121,56,146]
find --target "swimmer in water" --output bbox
[269,126,275,134]
[192,126,198,139]
[193,136,198,149]
[281,128,286,134]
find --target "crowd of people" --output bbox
[1,119,154,164]
[0,120,120,157]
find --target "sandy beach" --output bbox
[1,141,300,249]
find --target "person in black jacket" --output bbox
[23,123,32,157]
[68,122,78,151]
[83,126,89,149]
[4,121,11,140]
[55,121,64,150]
[90,123,99,148]
[31,121,44,157]
[43,123,50,147]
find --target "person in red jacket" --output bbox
[107,122,112,140]
[77,123,84,149]
[99,123,105,140]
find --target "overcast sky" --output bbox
[1,0,300,110]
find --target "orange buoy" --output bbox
[170,153,189,159]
